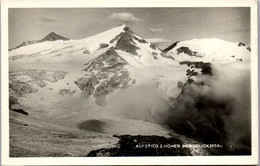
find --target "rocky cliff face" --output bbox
[75,47,133,106]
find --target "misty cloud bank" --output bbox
[106,61,251,154]
[107,82,171,124]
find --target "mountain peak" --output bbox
[48,32,58,36]
[9,32,70,51]
[118,24,128,28]
[40,32,69,42]
[115,24,131,32]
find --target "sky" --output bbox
[9,8,250,49]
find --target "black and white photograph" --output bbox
[1,0,258,165]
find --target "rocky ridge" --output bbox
[9,32,69,51]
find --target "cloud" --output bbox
[149,28,162,33]
[109,12,142,24]
[220,28,250,35]
[146,38,172,49]
[166,62,251,148]
[40,16,57,22]
[146,38,172,44]
[107,82,170,124]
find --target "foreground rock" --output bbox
[87,135,191,156]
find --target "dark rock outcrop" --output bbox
[111,32,140,55]
[238,42,246,47]
[163,41,180,53]
[9,41,37,51]
[179,61,212,76]
[9,94,28,116]
[177,47,197,56]
[109,25,150,55]
[83,49,90,54]
[177,81,184,88]
[9,95,19,108]
[11,109,29,116]
[76,48,133,105]
[149,44,157,50]
[160,53,175,60]
[99,43,109,49]
[237,42,251,52]
[59,89,76,96]
[87,135,191,156]
[75,77,99,98]
[39,32,69,42]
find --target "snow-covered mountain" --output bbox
[9,24,251,156]
[163,38,250,62]
[9,24,185,106]
[9,32,69,51]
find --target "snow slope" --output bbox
[9,24,188,139]
[165,38,250,62]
